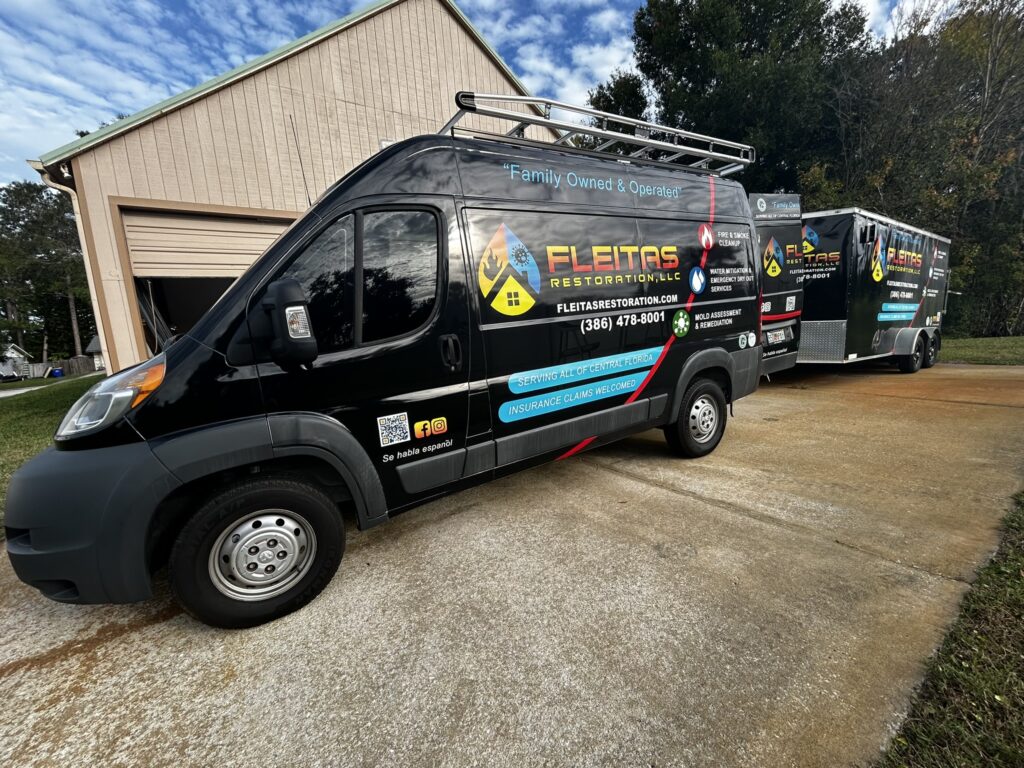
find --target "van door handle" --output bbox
[440,334,463,373]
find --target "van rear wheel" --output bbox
[169,477,344,628]
[664,378,728,458]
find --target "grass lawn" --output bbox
[880,493,1024,767]
[0,376,97,527]
[942,337,1024,366]
[0,378,56,391]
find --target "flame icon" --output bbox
[698,223,715,251]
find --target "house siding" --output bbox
[71,0,543,370]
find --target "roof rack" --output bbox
[438,91,755,177]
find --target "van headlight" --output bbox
[56,355,166,439]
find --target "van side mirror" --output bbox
[262,279,318,366]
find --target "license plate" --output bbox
[766,330,786,345]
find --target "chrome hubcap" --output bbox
[689,395,718,444]
[209,510,316,602]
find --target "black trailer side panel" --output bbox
[799,210,950,363]
[846,216,950,359]
[750,193,802,372]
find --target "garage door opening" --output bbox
[136,277,234,353]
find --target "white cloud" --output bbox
[514,32,635,108]
[587,8,630,35]
[835,0,901,35]
[847,0,892,32]
[456,0,506,11]
[0,0,372,182]
[839,0,953,40]
[0,0,640,182]
[459,4,639,110]
[571,36,635,84]
[471,10,565,50]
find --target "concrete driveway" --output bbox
[1,363,1022,766]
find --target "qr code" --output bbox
[785,295,796,311]
[377,412,410,447]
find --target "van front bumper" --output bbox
[5,442,179,604]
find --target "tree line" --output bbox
[0,181,96,363]
[590,0,1023,337]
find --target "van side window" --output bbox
[281,214,355,353]
[360,210,438,343]
[274,210,438,354]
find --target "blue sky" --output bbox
[0,0,895,184]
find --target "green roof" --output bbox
[37,0,532,168]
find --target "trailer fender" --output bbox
[267,412,389,529]
[668,348,735,424]
[893,327,925,356]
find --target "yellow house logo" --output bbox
[762,237,783,278]
[870,236,887,282]
[478,224,541,316]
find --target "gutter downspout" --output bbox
[28,159,113,374]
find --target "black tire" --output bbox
[921,334,939,368]
[898,334,925,374]
[663,378,728,458]
[169,476,345,629]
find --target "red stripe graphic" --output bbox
[556,435,596,460]
[761,310,802,322]
[557,174,716,461]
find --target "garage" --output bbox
[121,209,292,348]
[122,210,288,279]
[29,0,544,372]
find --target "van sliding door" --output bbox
[463,207,671,467]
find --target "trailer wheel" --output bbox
[922,334,939,368]
[898,334,925,374]
[664,378,728,458]
[169,476,344,628]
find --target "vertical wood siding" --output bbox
[73,0,547,369]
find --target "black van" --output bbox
[6,94,762,627]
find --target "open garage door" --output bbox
[123,210,289,278]
[122,210,293,352]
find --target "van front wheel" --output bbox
[664,378,728,458]
[169,477,344,628]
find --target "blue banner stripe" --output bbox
[499,371,647,423]
[507,346,662,394]
[877,312,916,322]
[881,303,920,312]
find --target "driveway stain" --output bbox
[0,603,181,680]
